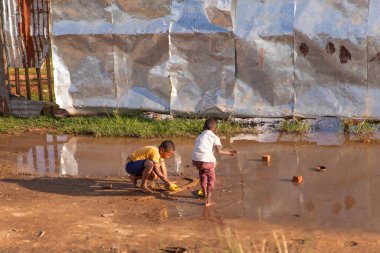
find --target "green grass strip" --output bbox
[0,115,256,138]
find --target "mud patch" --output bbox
[339,46,351,64]
[326,42,336,55]
[299,43,309,57]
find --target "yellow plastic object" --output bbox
[197,189,205,197]
[168,183,180,191]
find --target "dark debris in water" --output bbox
[164,246,187,253]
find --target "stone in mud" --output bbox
[262,155,271,162]
[316,166,327,172]
[101,184,113,190]
[165,246,187,253]
[292,176,302,183]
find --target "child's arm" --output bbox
[159,161,169,178]
[215,145,237,156]
[153,162,171,185]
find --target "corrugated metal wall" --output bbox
[2,0,380,118]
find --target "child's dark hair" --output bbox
[203,118,218,131]
[159,140,175,152]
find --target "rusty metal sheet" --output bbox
[367,0,380,118]
[202,0,233,30]
[294,0,369,118]
[233,0,295,118]
[1,0,49,68]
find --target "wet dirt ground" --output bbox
[1,133,380,252]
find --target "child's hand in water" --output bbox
[168,183,180,191]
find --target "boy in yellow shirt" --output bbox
[126,140,179,193]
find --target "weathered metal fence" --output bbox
[0,0,54,116]
[2,1,380,119]
[6,62,53,104]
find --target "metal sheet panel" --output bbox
[170,0,229,34]
[294,0,369,118]
[52,0,113,35]
[112,0,171,35]
[1,0,49,67]
[52,35,116,113]
[17,0,380,118]
[169,33,235,116]
[169,0,234,116]
[114,34,170,112]
[202,0,233,30]
[367,0,380,118]
[52,1,171,114]
[233,0,295,118]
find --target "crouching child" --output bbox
[126,140,179,193]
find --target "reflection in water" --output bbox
[159,207,169,221]
[176,201,185,218]
[60,138,78,176]
[16,135,68,176]
[306,200,316,212]
[2,133,380,232]
[345,195,356,210]
[174,151,182,174]
[332,202,342,215]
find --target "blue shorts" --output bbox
[126,160,147,176]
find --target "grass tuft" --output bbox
[348,120,379,137]
[279,119,311,135]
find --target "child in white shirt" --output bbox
[192,119,237,207]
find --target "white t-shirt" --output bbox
[192,130,222,163]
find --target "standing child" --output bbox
[192,119,237,207]
[126,140,179,193]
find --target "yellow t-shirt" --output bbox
[128,146,163,163]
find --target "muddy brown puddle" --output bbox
[1,133,380,233]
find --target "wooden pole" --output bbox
[0,6,9,115]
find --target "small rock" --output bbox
[38,231,45,238]
[292,239,305,244]
[165,246,187,253]
[348,241,358,247]
[101,213,114,218]
[316,166,327,172]
[101,184,113,190]
[262,155,271,162]
[292,176,302,183]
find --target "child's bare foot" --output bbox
[205,202,215,207]
[140,186,154,194]
[128,175,138,188]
